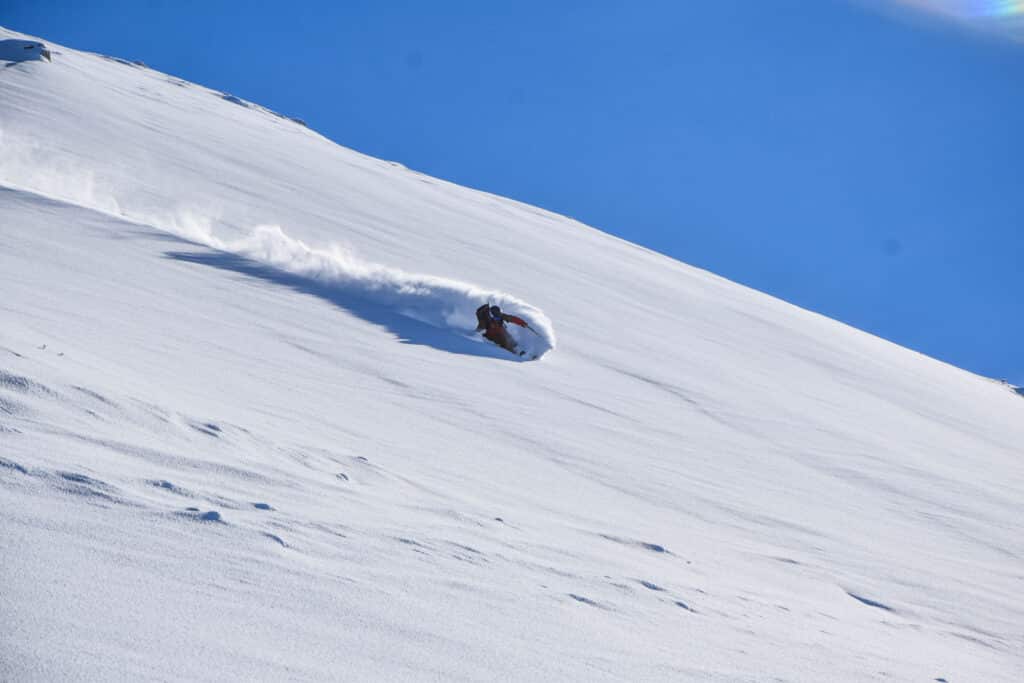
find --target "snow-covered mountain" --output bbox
[2,27,1022,682]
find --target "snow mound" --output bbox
[0,38,51,63]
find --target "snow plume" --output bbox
[0,131,556,358]
[0,130,122,216]
[194,224,557,358]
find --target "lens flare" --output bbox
[877,0,1024,38]
[897,0,1023,17]
[897,0,1023,19]
[977,0,1024,17]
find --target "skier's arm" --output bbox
[503,315,527,327]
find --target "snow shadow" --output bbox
[160,223,554,360]
[0,40,51,65]
[166,249,529,361]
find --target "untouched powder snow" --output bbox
[2,26,1023,682]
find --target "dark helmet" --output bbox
[489,305,502,318]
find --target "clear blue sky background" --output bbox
[5,1,1023,384]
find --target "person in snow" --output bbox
[476,304,528,354]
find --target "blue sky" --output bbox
[6,1,1023,384]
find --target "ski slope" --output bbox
[2,27,1022,682]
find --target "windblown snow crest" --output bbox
[190,223,557,359]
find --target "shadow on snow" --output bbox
[165,249,522,362]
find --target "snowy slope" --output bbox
[2,27,1022,682]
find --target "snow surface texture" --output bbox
[2,26,1023,682]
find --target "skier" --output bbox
[475,304,528,355]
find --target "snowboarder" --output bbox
[476,304,528,355]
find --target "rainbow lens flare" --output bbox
[976,0,1024,16]
[888,0,1024,37]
